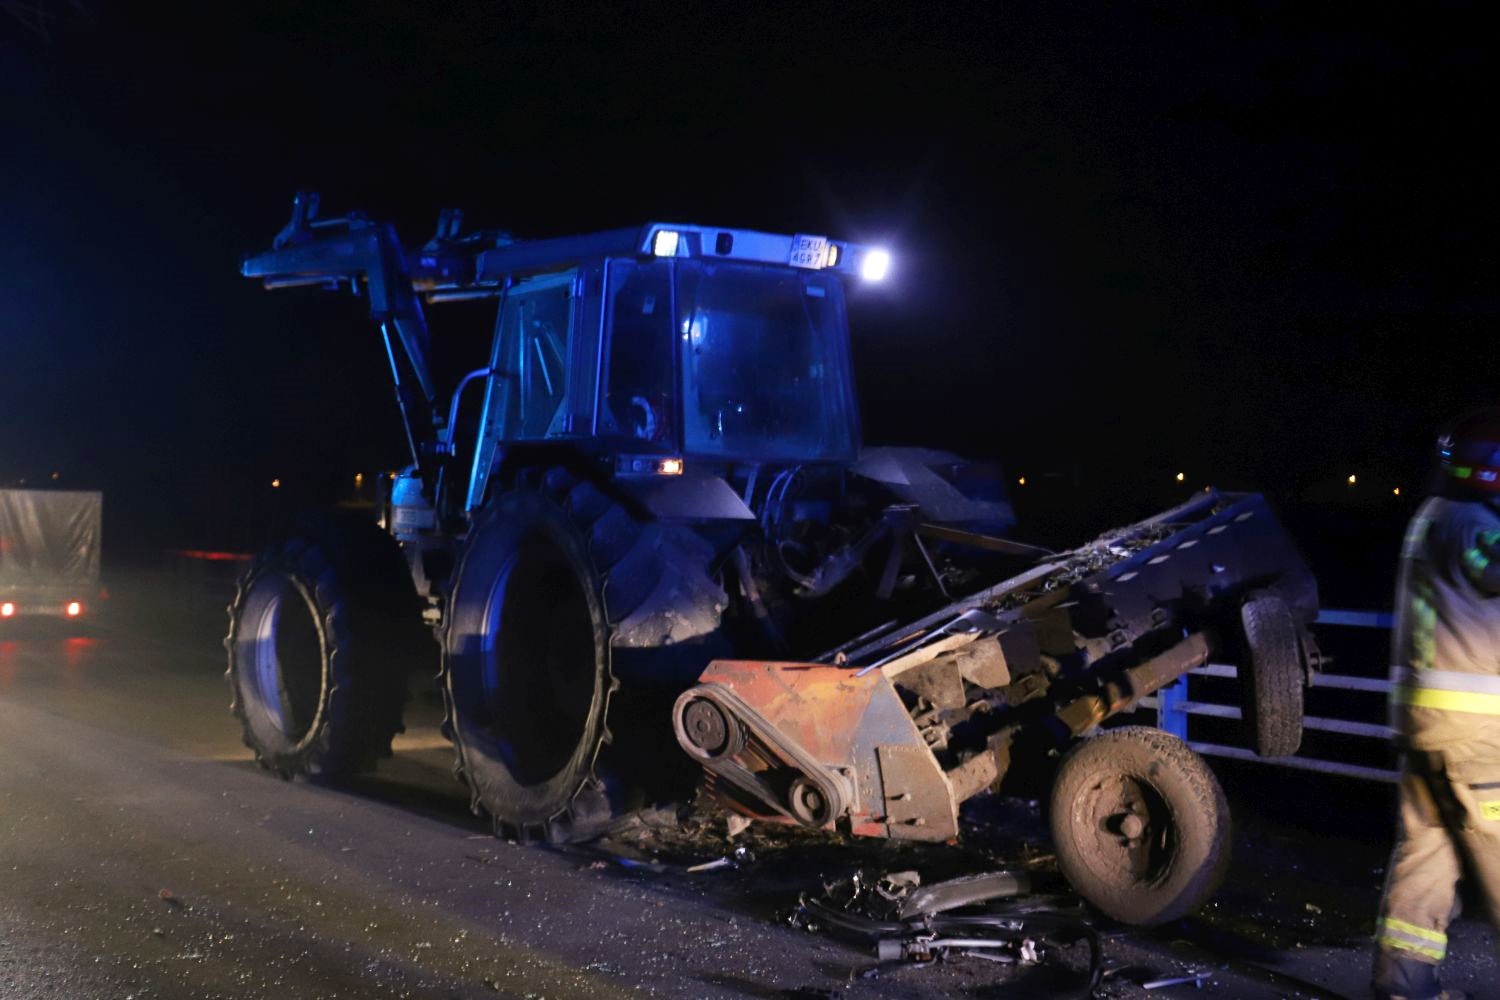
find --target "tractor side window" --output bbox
[494,270,576,439]
[601,259,675,445]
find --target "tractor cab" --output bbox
[459,224,889,510]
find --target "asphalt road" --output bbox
[1,568,1495,999]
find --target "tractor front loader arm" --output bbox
[241,192,441,466]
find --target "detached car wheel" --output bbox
[1239,590,1306,758]
[1049,726,1230,926]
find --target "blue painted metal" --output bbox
[1155,673,1190,739]
[1316,608,1395,628]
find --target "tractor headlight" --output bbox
[652,230,681,257]
[860,248,891,282]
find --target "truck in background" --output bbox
[0,488,102,623]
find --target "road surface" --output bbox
[0,568,1494,998]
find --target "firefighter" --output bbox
[1374,408,1500,1000]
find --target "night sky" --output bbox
[1,3,1494,569]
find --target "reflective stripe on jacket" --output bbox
[1392,666,1500,716]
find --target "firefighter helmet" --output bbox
[1438,408,1500,494]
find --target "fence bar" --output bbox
[1188,741,1398,783]
[1189,660,1394,694]
[1304,716,1395,739]
[1311,673,1392,693]
[1316,609,1395,629]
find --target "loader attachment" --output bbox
[674,490,1316,841]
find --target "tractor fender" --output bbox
[611,471,755,521]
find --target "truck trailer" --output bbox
[0,487,101,623]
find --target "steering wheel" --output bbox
[611,393,671,442]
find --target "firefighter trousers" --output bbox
[1375,747,1500,984]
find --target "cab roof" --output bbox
[464,223,885,284]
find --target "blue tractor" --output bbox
[233,194,1320,924]
[230,194,1012,829]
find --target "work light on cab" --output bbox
[860,248,891,282]
[652,229,681,257]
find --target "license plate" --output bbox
[788,234,829,269]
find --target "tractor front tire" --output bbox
[441,469,725,843]
[1049,726,1231,926]
[226,513,422,779]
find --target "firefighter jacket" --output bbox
[1390,495,1500,751]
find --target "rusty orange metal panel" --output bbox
[677,660,958,842]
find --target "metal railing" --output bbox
[1138,609,1400,783]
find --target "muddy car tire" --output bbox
[1049,726,1230,926]
[226,513,421,779]
[1239,590,1304,758]
[441,469,725,843]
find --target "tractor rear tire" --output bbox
[1239,590,1305,758]
[1049,726,1231,926]
[226,513,422,779]
[441,469,725,842]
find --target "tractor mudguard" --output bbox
[610,471,756,521]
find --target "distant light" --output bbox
[1347,474,1357,486]
[50,471,60,481]
[652,230,680,257]
[271,478,281,489]
[1393,487,1401,496]
[1,602,13,618]
[1175,472,1185,482]
[354,472,364,488]
[66,601,81,617]
[1017,476,1026,486]
[861,248,891,282]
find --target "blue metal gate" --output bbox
[1139,609,1400,783]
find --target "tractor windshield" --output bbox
[675,261,857,462]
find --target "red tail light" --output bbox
[1,602,14,617]
[66,601,82,617]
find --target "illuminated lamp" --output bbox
[652,230,681,257]
[860,248,891,281]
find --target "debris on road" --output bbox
[685,846,756,873]
[1140,966,1220,989]
[790,869,1101,994]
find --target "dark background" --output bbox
[1,2,1493,602]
